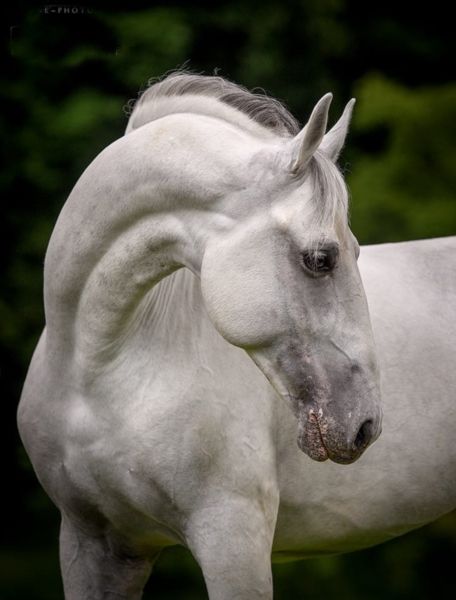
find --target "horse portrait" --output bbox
[17,72,456,599]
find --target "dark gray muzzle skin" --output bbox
[296,399,382,464]
[277,339,383,464]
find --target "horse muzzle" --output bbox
[297,404,382,464]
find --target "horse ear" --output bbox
[319,98,356,162]
[290,93,332,173]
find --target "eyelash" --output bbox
[301,246,339,274]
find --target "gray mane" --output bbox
[126,71,348,230]
[126,70,301,137]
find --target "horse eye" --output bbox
[302,246,338,274]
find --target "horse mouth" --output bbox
[297,407,379,465]
[297,408,330,462]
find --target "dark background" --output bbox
[2,1,455,598]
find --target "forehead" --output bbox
[270,154,350,246]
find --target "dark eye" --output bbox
[302,245,339,274]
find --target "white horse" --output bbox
[18,73,456,599]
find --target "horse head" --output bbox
[201,94,382,464]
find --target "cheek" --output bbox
[200,244,286,348]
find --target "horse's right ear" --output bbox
[319,98,356,162]
[289,93,332,174]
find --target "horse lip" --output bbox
[300,407,362,464]
[311,410,363,465]
[310,408,331,458]
[298,407,330,462]
[290,393,364,464]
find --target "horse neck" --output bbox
[118,266,210,360]
[43,115,262,380]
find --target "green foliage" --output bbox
[348,74,456,243]
[104,9,193,87]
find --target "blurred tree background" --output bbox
[2,0,455,598]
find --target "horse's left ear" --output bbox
[290,93,332,174]
[319,98,356,162]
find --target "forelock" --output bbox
[306,151,349,235]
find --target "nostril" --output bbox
[350,362,362,375]
[353,419,373,451]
